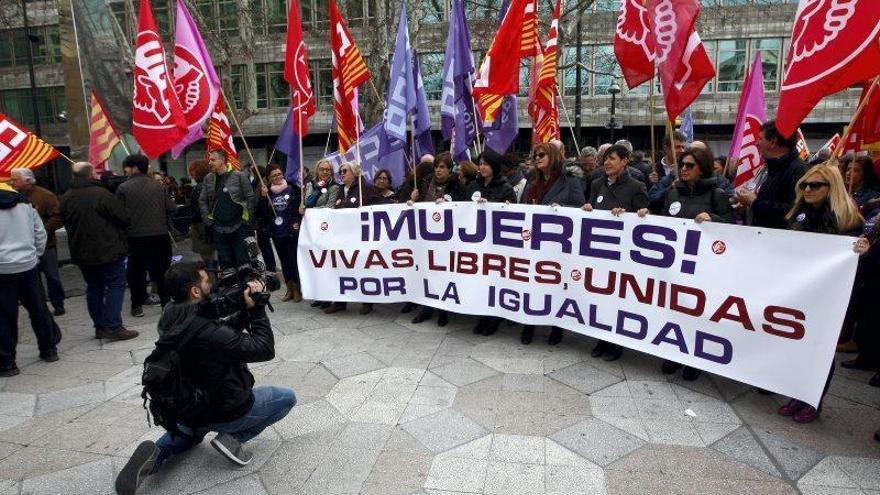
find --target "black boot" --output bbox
[591,341,607,358]
[482,317,499,336]
[412,307,433,324]
[521,325,535,345]
[474,317,487,334]
[437,310,448,327]
[548,327,563,346]
[401,302,416,314]
[603,344,623,362]
[682,366,701,381]
[661,360,683,374]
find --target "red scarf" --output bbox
[525,168,559,204]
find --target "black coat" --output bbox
[158,302,275,425]
[416,176,466,202]
[521,171,586,207]
[60,178,130,266]
[334,179,388,209]
[661,178,733,223]
[588,170,649,212]
[787,202,861,236]
[465,176,517,203]
[751,151,808,229]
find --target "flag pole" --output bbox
[555,85,581,155]
[56,150,75,164]
[296,91,305,208]
[220,88,276,216]
[667,118,679,180]
[354,101,364,208]
[470,95,484,154]
[410,113,418,194]
[649,73,657,165]
[833,76,879,159]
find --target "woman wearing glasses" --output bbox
[323,162,386,315]
[519,142,585,345]
[373,169,399,203]
[637,147,733,380]
[262,164,303,303]
[581,144,649,361]
[304,159,340,309]
[777,163,863,424]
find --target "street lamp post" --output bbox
[607,81,621,143]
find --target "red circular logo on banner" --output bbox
[712,240,726,255]
[320,222,329,231]
[522,229,531,241]
[432,212,442,223]
[173,45,212,127]
[570,269,582,281]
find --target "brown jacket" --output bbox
[25,186,62,248]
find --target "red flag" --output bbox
[776,0,880,137]
[88,90,123,171]
[796,129,811,160]
[615,0,655,89]
[841,81,880,153]
[329,0,371,152]
[206,98,240,170]
[820,133,841,153]
[284,0,315,136]
[473,0,539,123]
[649,0,714,120]
[529,0,560,143]
[132,0,187,158]
[0,113,58,179]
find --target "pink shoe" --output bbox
[793,405,819,423]
[778,399,806,417]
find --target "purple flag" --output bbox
[171,0,221,158]
[385,2,416,142]
[324,123,407,188]
[276,107,302,186]
[441,0,478,161]
[413,53,434,158]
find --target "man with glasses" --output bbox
[735,120,808,229]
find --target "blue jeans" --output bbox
[153,386,296,471]
[78,259,126,330]
[39,246,65,309]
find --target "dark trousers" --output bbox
[854,281,880,366]
[127,234,172,308]
[38,246,65,310]
[213,225,250,269]
[257,229,277,272]
[272,231,300,285]
[79,260,126,331]
[0,268,59,368]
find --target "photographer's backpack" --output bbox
[141,317,213,437]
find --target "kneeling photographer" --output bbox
[115,261,295,495]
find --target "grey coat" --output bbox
[588,170,649,212]
[199,169,256,227]
[304,180,340,209]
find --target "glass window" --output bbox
[420,52,444,100]
[46,26,61,63]
[563,46,591,96]
[346,0,374,27]
[256,62,286,109]
[0,89,25,123]
[301,0,314,27]
[229,64,246,109]
[751,38,780,91]
[108,1,132,40]
[701,40,715,94]
[420,0,446,23]
[313,59,333,104]
[518,62,530,97]
[218,0,238,35]
[592,44,618,96]
[594,0,620,11]
[716,39,747,92]
[265,0,287,33]
[0,31,13,66]
[153,0,172,37]
[0,87,65,125]
[468,0,500,21]
[12,30,29,66]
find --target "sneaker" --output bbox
[101,326,139,342]
[0,365,20,377]
[115,440,159,495]
[53,307,65,316]
[210,433,253,466]
[144,294,161,306]
[40,352,59,363]
[131,306,144,318]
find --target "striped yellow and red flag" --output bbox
[0,112,59,179]
[329,0,371,152]
[88,90,122,171]
[529,0,561,143]
[205,98,240,170]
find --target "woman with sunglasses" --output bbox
[581,144,649,361]
[776,163,863,424]
[467,149,516,336]
[637,147,733,380]
[304,159,340,309]
[373,169,399,203]
[407,152,466,326]
[262,164,303,302]
[323,162,387,315]
[518,142,586,345]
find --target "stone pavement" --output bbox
[2,276,880,494]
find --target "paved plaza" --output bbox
[1,265,880,495]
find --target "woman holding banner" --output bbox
[323,162,386,316]
[778,163,863,423]
[637,147,733,380]
[304,159,339,310]
[519,142,585,346]
[374,169,400,203]
[409,152,466,327]
[263,164,303,303]
[468,150,516,336]
[581,144,649,362]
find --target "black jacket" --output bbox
[661,178,733,223]
[521,171,586,207]
[334,179,387,208]
[751,151,808,229]
[787,202,862,236]
[157,302,275,425]
[416,176,466,202]
[588,170,649,212]
[116,174,176,238]
[60,178,130,266]
[465,176,517,203]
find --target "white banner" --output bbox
[298,202,859,407]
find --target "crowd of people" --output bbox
[1,119,879,495]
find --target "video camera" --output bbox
[200,258,281,326]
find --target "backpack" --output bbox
[141,317,212,437]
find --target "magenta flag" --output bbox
[171,0,221,158]
[729,52,766,190]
